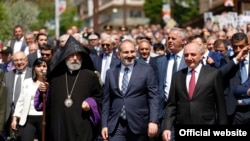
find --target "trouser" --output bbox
[20,115,42,141]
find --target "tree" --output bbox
[144,0,199,26]
[0,1,10,43]
[59,5,83,35]
[144,0,164,25]
[0,0,39,45]
[171,0,199,25]
[4,0,39,31]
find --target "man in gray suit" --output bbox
[2,51,32,140]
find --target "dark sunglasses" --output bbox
[41,53,51,57]
[101,44,111,47]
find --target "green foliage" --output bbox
[0,2,10,43]
[144,0,164,25]
[0,0,39,44]
[31,1,55,31]
[144,0,199,26]
[0,0,83,43]
[4,0,39,31]
[60,7,83,35]
[172,0,199,25]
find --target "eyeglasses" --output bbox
[101,44,111,47]
[41,53,51,57]
[13,58,26,62]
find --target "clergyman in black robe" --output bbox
[34,36,103,141]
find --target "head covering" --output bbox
[119,25,128,31]
[0,47,12,54]
[50,36,94,78]
[87,32,100,40]
[104,25,113,31]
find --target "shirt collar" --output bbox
[188,63,202,73]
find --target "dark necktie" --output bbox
[120,67,129,120]
[172,54,177,73]
[188,69,195,99]
[14,72,22,105]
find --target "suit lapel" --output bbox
[113,64,121,94]
[180,68,189,99]
[126,62,140,94]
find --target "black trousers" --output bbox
[232,105,250,125]
[20,115,42,141]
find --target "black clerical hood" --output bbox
[50,36,94,77]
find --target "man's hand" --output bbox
[81,101,90,111]
[101,127,108,140]
[206,56,215,65]
[148,122,158,137]
[162,130,171,141]
[235,45,250,62]
[11,117,18,130]
[38,82,49,92]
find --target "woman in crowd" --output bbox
[11,58,48,141]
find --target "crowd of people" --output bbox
[0,21,250,141]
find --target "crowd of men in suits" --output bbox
[0,23,250,141]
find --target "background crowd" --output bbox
[0,21,250,141]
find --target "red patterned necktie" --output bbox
[188,69,196,99]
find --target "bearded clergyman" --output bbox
[35,36,103,141]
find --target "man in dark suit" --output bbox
[27,33,48,67]
[3,51,32,140]
[101,39,159,141]
[90,36,119,84]
[219,32,250,124]
[162,42,228,141]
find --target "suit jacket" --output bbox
[101,61,159,134]
[164,66,228,130]
[27,51,39,67]
[207,51,224,68]
[13,78,42,125]
[0,69,6,131]
[233,78,250,99]
[9,38,27,52]
[90,52,119,73]
[138,56,159,72]
[4,67,32,121]
[219,54,250,115]
[155,53,187,119]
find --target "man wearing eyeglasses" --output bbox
[2,51,32,141]
[40,44,55,71]
[90,36,119,85]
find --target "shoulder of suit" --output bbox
[202,65,220,72]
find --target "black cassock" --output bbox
[46,69,102,141]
